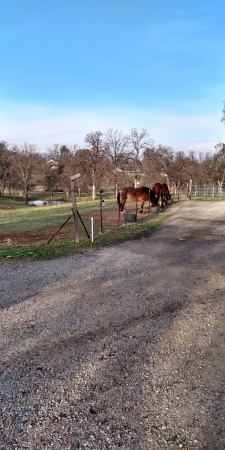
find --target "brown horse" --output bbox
[152,182,171,207]
[117,186,158,213]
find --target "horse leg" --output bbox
[159,194,163,208]
[161,195,166,207]
[157,196,160,207]
[122,199,127,213]
[140,200,144,213]
[121,199,126,212]
[165,191,170,205]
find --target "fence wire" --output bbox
[192,185,225,197]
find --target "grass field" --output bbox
[0,195,168,261]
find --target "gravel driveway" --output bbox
[1,200,225,449]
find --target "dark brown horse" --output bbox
[117,186,158,213]
[152,182,171,207]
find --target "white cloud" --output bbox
[0,100,224,154]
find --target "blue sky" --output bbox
[1,0,225,154]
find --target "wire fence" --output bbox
[29,184,225,245]
[191,185,225,198]
[74,195,154,243]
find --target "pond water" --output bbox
[28,200,65,206]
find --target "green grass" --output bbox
[0,195,29,210]
[2,195,225,262]
[0,201,72,233]
[0,195,168,262]
[190,196,225,201]
[0,196,116,234]
[0,214,168,262]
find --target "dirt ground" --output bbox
[1,200,225,449]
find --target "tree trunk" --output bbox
[25,188,29,204]
[92,168,96,200]
[114,173,118,197]
[134,175,139,189]
[0,182,5,196]
[92,182,96,200]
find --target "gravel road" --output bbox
[1,200,225,449]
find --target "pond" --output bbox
[28,200,65,206]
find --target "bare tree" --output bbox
[149,146,189,193]
[211,142,225,187]
[0,141,12,195]
[45,144,74,195]
[172,151,190,192]
[104,129,129,196]
[142,146,165,186]
[11,143,44,203]
[84,131,107,199]
[197,152,214,185]
[129,128,154,187]
[185,151,198,181]
[70,149,92,193]
[154,145,175,186]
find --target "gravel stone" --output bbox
[1,201,225,449]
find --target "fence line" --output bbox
[192,185,225,197]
